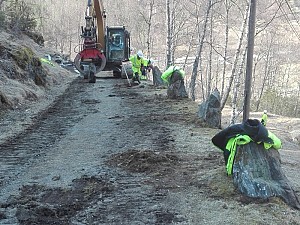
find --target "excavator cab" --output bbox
[105,26,130,76]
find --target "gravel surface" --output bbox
[0,75,300,225]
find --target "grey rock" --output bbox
[198,88,221,128]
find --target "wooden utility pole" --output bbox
[166,0,172,68]
[243,0,256,122]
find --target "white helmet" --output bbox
[137,50,143,57]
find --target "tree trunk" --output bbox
[220,2,249,111]
[189,0,212,101]
[166,0,172,67]
[230,47,247,125]
[221,0,230,99]
[207,6,213,100]
[233,142,300,209]
[295,82,300,117]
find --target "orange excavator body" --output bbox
[74,0,130,81]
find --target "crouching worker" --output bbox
[161,65,188,99]
[140,58,153,80]
[129,50,144,84]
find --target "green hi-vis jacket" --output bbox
[161,66,185,84]
[225,132,281,175]
[142,58,151,67]
[129,54,144,75]
[261,112,268,126]
[40,58,54,66]
[211,119,282,176]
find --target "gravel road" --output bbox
[0,75,300,225]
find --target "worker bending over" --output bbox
[161,65,188,99]
[129,50,144,84]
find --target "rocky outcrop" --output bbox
[198,89,221,128]
[152,66,164,86]
[233,142,300,209]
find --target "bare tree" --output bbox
[254,36,275,111]
[206,2,216,100]
[230,47,247,125]
[220,2,249,111]
[146,0,155,58]
[220,0,231,99]
[189,0,213,101]
[295,82,300,117]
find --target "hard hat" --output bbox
[137,50,143,57]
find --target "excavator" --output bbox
[74,0,131,83]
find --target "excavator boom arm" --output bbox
[93,0,105,50]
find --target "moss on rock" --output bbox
[12,46,35,70]
[9,46,49,86]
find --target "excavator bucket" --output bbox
[74,48,106,75]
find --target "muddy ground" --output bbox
[0,74,300,225]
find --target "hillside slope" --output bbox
[0,31,77,142]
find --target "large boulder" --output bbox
[166,71,188,99]
[198,88,221,128]
[233,142,300,209]
[152,66,164,86]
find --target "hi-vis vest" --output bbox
[129,55,144,75]
[225,131,281,175]
[161,66,185,84]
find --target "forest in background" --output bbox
[0,0,299,120]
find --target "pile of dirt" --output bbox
[108,149,180,173]
[3,176,114,225]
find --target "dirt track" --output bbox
[0,76,300,225]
